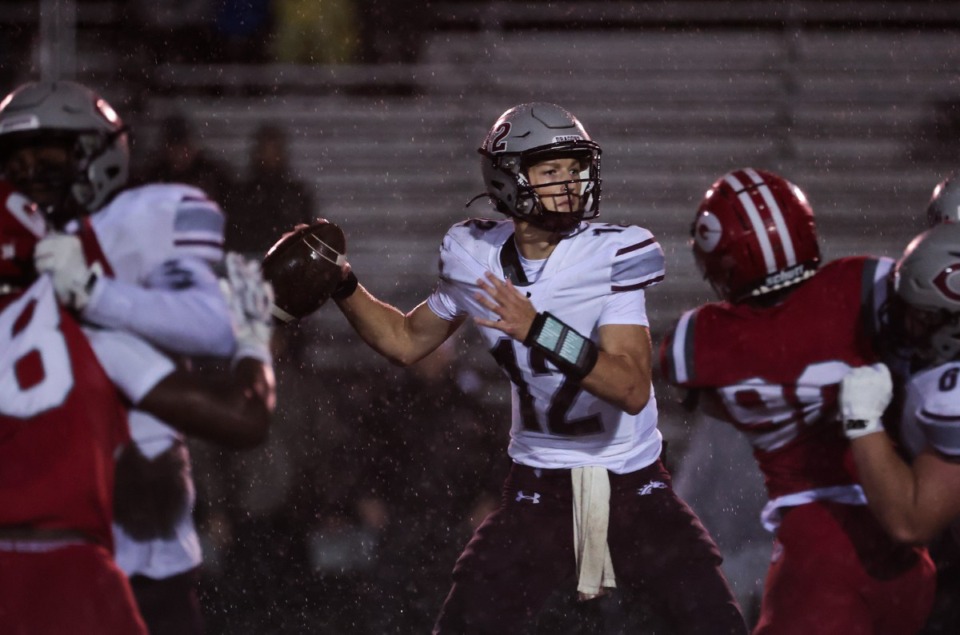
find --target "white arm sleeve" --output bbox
[82,256,235,357]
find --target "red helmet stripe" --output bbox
[724,171,777,274]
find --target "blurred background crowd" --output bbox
[2,0,959,632]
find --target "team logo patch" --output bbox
[637,480,667,496]
[515,490,541,504]
[693,212,723,253]
[552,134,583,143]
[933,263,960,302]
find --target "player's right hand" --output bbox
[34,232,102,312]
[261,219,351,322]
[840,363,893,439]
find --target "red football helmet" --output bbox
[691,168,821,303]
[0,179,47,289]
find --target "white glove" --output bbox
[34,233,102,312]
[220,252,275,366]
[840,363,893,439]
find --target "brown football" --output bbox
[261,220,346,322]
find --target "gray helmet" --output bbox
[893,222,960,365]
[0,81,129,224]
[927,174,960,226]
[476,102,601,232]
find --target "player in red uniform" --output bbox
[660,168,935,634]
[0,181,276,635]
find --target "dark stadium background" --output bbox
[4,1,958,632]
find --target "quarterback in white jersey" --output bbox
[427,217,663,472]
[330,103,746,634]
[0,80,237,635]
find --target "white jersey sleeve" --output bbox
[76,184,235,357]
[83,326,176,405]
[902,362,960,462]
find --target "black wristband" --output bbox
[332,270,359,301]
[523,311,599,380]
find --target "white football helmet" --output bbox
[927,174,960,226]
[0,81,130,226]
[476,102,601,233]
[892,222,960,366]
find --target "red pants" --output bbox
[0,544,147,635]
[755,501,936,635]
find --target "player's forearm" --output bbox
[335,284,426,366]
[140,361,274,449]
[850,434,929,544]
[580,352,651,415]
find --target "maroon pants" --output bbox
[433,459,747,634]
[130,567,205,635]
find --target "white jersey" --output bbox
[70,183,232,578]
[75,183,234,358]
[900,361,960,462]
[427,218,665,473]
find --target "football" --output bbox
[261,220,347,323]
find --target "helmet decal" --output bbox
[693,211,722,253]
[933,262,960,302]
[489,122,511,153]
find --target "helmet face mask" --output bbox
[691,168,821,303]
[477,103,601,233]
[0,81,129,227]
[891,223,960,367]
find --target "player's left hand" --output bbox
[473,271,538,340]
[34,232,101,312]
[840,363,893,439]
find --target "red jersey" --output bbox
[0,277,172,550]
[661,257,892,510]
